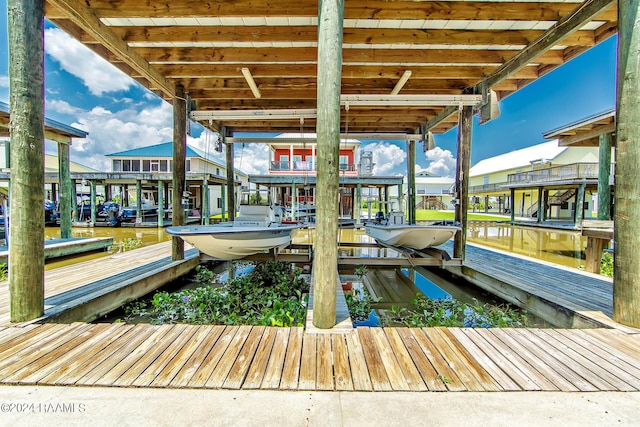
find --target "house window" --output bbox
[217,198,222,208]
[216,168,220,175]
[122,160,131,172]
[112,160,121,172]
[484,176,489,186]
[142,160,151,171]
[160,160,168,172]
[131,160,141,172]
[339,155,349,170]
[186,159,191,172]
[151,160,160,172]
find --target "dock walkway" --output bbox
[441,241,614,327]
[0,241,199,325]
[0,323,637,392]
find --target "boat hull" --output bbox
[166,223,299,260]
[365,224,460,250]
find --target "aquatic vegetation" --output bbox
[382,295,528,328]
[0,263,7,281]
[600,252,613,277]
[345,287,375,322]
[125,261,308,327]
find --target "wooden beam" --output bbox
[313,0,344,329]
[172,84,186,261]
[613,0,640,328]
[112,26,596,48]
[8,0,46,322]
[454,106,473,260]
[135,46,565,65]
[425,0,616,131]
[47,0,175,97]
[597,132,612,220]
[50,1,616,22]
[558,123,616,146]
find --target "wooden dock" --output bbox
[441,241,615,328]
[0,323,638,392]
[0,237,113,264]
[0,241,199,325]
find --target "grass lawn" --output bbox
[415,210,510,221]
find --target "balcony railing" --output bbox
[507,163,599,185]
[468,182,508,194]
[270,161,357,172]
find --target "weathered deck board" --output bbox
[0,323,637,393]
[441,242,614,317]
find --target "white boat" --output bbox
[365,212,461,250]
[166,205,299,260]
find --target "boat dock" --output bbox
[441,241,616,329]
[0,241,199,325]
[0,237,113,264]
[0,323,637,392]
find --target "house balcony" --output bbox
[269,161,358,175]
[468,182,509,194]
[506,162,601,187]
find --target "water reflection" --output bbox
[467,223,587,269]
[44,226,171,270]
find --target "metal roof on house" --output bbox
[105,141,248,176]
[469,140,567,177]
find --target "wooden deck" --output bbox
[0,241,198,325]
[0,323,638,392]
[441,241,615,328]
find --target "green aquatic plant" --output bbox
[107,238,143,254]
[0,263,7,281]
[600,252,613,277]
[345,287,375,322]
[125,261,308,327]
[381,295,528,328]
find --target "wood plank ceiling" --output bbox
[43,0,617,136]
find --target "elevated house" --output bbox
[246,134,404,222]
[414,172,455,211]
[469,140,602,226]
[105,142,248,223]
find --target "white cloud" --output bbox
[366,141,407,176]
[234,143,270,175]
[418,147,457,177]
[45,28,133,96]
[0,75,8,88]
[60,101,173,170]
[46,99,81,116]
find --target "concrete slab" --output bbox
[0,386,638,427]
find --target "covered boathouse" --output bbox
[5,0,640,333]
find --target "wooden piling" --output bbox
[407,139,416,224]
[313,0,344,329]
[614,0,640,328]
[57,141,72,238]
[597,132,612,220]
[454,106,473,260]
[172,84,186,260]
[157,180,164,228]
[8,0,45,321]
[224,130,235,221]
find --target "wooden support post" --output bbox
[57,140,72,238]
[90,180,97,225]
[313,0,343,329]
[8,0,45,322]
[574,183,586,225]
[71,181,77,220]
[355,183,361,224]
[291,181,297,220]
[542,190,549,221]
[224,130,235,221]
[172,84,186,261]
[537,187,543,223]
[454,106,473,260]
[407,139,416,224]
[598,132,612,220]
[135,179,142,221]
[614,0,640,327]
[484,195,489,214]
[157,180,164,228]
[221,184,226,221]
[202,179,210,225]
[510,188,515,222]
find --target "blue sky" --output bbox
[0,1,617,177]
